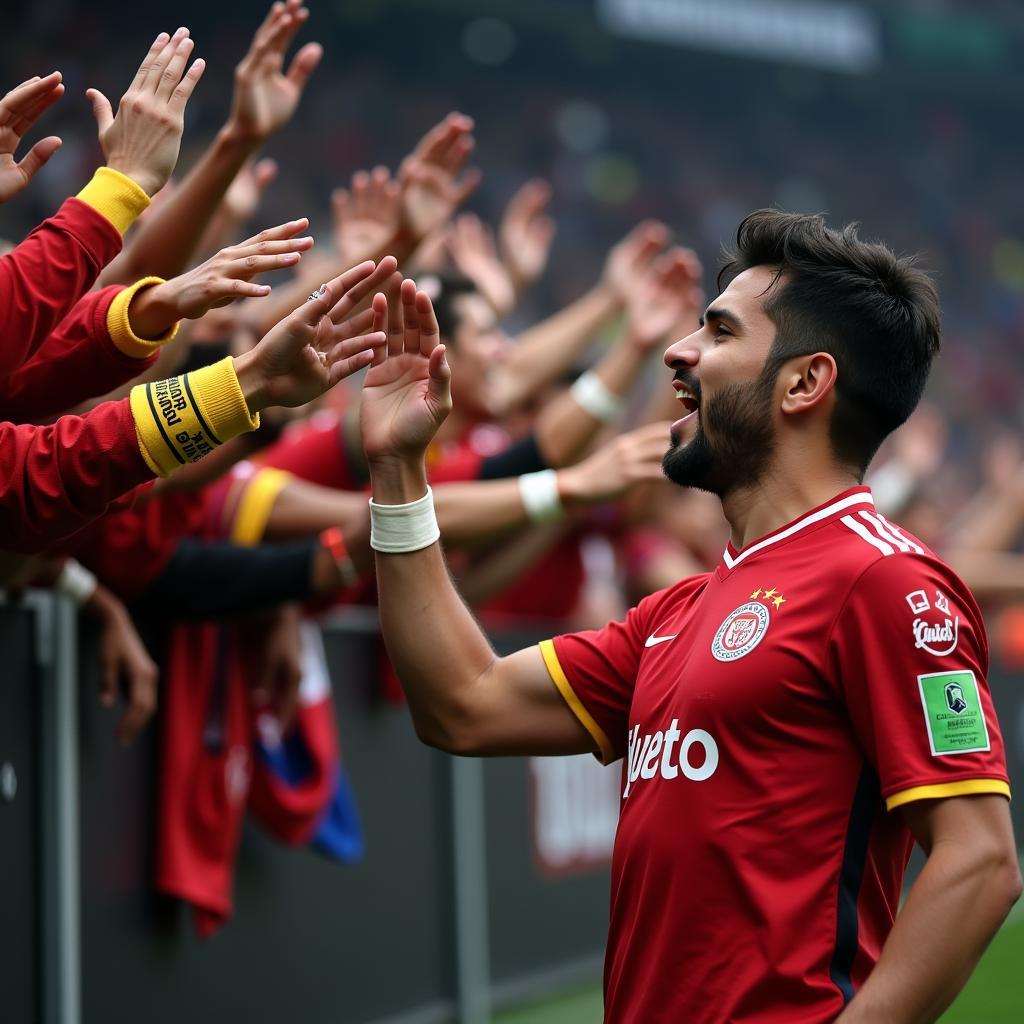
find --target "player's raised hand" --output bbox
[398,113,480,242]
[87,28,205,196]
[128,218,315,336]
[499,178,556,292]
[233,255,395,413]
[603,220,671,306]
[361,280,453,460]
[332,165,403,264]
[447,213,516,318]
[0,73,64,203]
[627,247,704,352]
[227,0,322,144]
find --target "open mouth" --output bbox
[673,381,699,415]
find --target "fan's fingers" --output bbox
[129,32,170,91]
[329,305,376,344]
[326,334,386,386]
[328,255,399,324]
[286,41,322,90]
[155,35,194,101]
[168,58,206,114]
[139,28,187,94]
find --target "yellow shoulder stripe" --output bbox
[538,639,617,765]
[886,779,1011,811]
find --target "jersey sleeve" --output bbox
[828,553,1010,811]
[539,589,668,765]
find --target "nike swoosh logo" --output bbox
[645,634,678,648]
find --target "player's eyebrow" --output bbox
[700,307,745,332]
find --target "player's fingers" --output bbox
[85,89,115,134]
[168,57,206,114]
[368,292,389,366]
[426,345,452,410]
[17,136,62,182]
[401,279,420,354]
[415,289,441,357]
[286,41,322,91]
[155,34,194,101]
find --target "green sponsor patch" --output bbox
[917,670,990,756]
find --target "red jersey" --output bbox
[540,487,1009,1023]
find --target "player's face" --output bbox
[660,266,782,497]
[448,293,510,420]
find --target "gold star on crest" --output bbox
[772,594,786,609]
[750,589,762,599]
[763,587,777,598]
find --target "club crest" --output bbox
[711,601,771,662]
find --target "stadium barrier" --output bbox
[0,597,612,1024]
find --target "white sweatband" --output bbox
[55,560,98,606]
[369,487,441,553]
[571,371,622,423]
[518,469,564,523]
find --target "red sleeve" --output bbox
[0,197,122,377]
[828,553,1010,811]
[0,286,158,421]
[539,587,675,764]
[0,400,154,553]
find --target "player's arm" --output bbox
[361,281,596,757]
[836,795,1020,1024]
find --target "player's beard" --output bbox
[662,366,777,498]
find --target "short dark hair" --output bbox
[719,210,941,474]
[429,273,479,345]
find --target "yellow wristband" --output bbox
[129,357,259,477]
[231,468,293,546]
[107,277,180,358]
[76,167,150,235]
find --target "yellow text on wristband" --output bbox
[130,356,259,477]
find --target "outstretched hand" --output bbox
[128,218,315,336]
[332,165,402,265]
[233,255,396,413]
[0,73,64,203]
[398,113,480,242]
[88,28,205,196]
[227,0,322,144]
[603,220,671,305]
[627,247,704,352]
[499,178,556,292]
[360,279,453,460]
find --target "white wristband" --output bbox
[571,371,622,423]
[518,469,564,523]
[369,486,441,553]
[55,559,98,606]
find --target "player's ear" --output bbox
[779,352,837,416]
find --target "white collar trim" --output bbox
[722,491,875,570]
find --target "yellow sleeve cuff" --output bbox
[129,356,259,477]
[539,639,617,765]
[886,779,1011,812]
[107,277,180,358]
[76,167,150,235]
[230,468,293,546]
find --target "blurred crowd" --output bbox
[3,0,1024,930]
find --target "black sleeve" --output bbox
[132,537,318,619]
[477,432,549,480]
